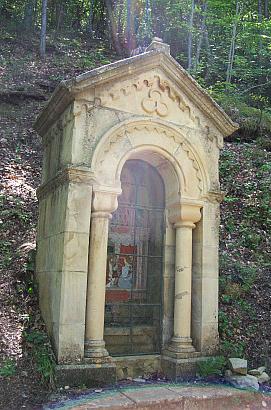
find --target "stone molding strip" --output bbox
[37,166,94,200]
[203,191,225,204]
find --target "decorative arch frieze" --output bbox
[97,74,212,138]
[91,118,210,198]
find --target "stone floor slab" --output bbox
[44,383,271,410]
[121,385,181,405]
[167,384,248,398]
[69,392,133,409]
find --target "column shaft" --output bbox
[173,223,194,347]
[85,212,110,358]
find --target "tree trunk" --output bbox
[258,0,263,22]
[87,0,95,35]
[127,0,132,52]
[226,1,240,83]
[126,0,136,55]
[24,0,34,30]
[56,0,64,32]
[194,1,208,71]
[264,0,269,18]
[258,0,263,53]
[104,0,123,55]
[204,25,211,81]
[40,0,47,59]
[187,0,195,71]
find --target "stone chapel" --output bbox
[34,39,238,385]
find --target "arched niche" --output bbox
[91,118,210,202]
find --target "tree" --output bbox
[87,0,95,36]
[23,0,34,30]
[226,1,241,83]
[264,0,269,18]
[40,0,47,59]
[187,0,195,71]
[127,0,137,54]
[194,1,208,72]
[104,0,123,55]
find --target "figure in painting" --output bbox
[106,255,118,288]
[118,256,133,288]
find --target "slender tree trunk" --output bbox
[187,0,195,71]
[143,0,152,45]
[195,1,208,71]
[24,0,34,30]
[226,1,240,83]
[204,25,211,81]
[56,0,64,32]
[258,0,263,21]
[127,0,132,52]
[117,0,123,35]
[40,0,47,59]
[264,0,269,18]
[87,0,95,35]
[258,0,263,54]
[33,0,38,29]
[126,0,136,54]
[104,0,123,55]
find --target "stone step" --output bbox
[45,384,271,410]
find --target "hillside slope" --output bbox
[0,33,270,409]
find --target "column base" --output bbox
[161,355,207,381]
[164,336,197,358]
[84,339,109,360]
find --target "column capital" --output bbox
[168,199,203,227]
[92,185,122,215]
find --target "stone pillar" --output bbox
[191,192,222,355]
[162,200,202,379]
[170,219,196,353]
[84,189,120,361]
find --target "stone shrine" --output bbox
[34,39,238,385]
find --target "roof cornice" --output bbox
[34,50,238,137]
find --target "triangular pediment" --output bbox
[94,67,211,133]
[35,49,238,138]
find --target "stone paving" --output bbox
[44,383,271,410]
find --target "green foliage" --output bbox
[209,83,271,140]
[34,346,55,385]
[0,240,12,269]
[197,356,226,377]
[24,331,55,386]
[220,340,246,358]
[219,311,232,337]
[0,359,16,377]
[219,257,257,299]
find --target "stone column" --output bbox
[84,189,119,361]
[164,201,202,358]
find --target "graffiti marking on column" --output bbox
[176,266,189,273]
[175,291,189,300]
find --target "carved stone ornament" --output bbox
[142,89,168,117]
[97,74,214,139]
[92,119,208,196]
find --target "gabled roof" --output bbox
[35,41,238,137]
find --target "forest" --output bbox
[0,0,270,408]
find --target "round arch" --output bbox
[91,118,210,201]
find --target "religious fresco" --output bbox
[104,159,165,355]
[105,160,164,303]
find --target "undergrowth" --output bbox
[24,330,56,386]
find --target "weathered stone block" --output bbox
[55,363,116,387]
[228,358,248,375]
